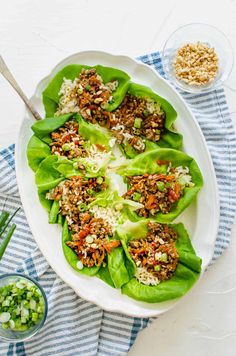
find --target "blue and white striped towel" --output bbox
[0,52,236,356]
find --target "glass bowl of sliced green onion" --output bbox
[0,273,48,342]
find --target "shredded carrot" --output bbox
[157,160,170,165]
[146,195,156,209]
[104,240,120,254]
[156,174,175,181]
[95,143,106,151]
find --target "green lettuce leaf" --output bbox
[26,135,51,172]
[122,264,199,303]
[28,114,114,177]
[43,64,130,117]
[31,113,74,139]
[116,220,201,303]
[38,190,53,212]
[108,247,130,289]
[118,148,203,223]
[62,220,100,276]
[77,114,112,150]
[88,190,143,212]
[97,265,115,288]
[120,82,183,157]
[35,156,64,192]
[31,113,112,149]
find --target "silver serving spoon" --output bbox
[0,55,42,121]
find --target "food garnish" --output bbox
[128,222,179,286]
[173,42,219,86]
[0,278,44,331]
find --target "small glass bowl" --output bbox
[0,273,48,342]
[162,23,234,93]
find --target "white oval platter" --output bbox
[15,51,219,317]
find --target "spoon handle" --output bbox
[0,55,42,121]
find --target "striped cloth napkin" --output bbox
[0,52,236,356]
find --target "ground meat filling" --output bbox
[50,120,87,159]
[48,176,107,230]
[48,176,120,268]
[123,172,182,217]
[50,119,108,163]
[128,222,179,285]
[110,94,166,152]
[55,68,118,126]
[67,215,120,268]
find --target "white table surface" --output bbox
[1,1,236,355]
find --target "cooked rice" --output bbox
[90,205,121,233]
[55,68,118,124]
[135,267,160,286]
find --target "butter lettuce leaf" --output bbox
[116,220,201,303]
[117,148,203,223]
[62,220,100,276]
[26,135,51,172]
[43,64,130,117]
[120,82,183,157]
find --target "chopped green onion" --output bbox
[160,253,168,263]
[155,129,160,135]
[154,265,161,272]
[0,312,11,323]
[0,278,45,331]
[85,85,91,91]
[156,181,165,192]
[133,192,141,201]
[77,88,83,95]
[85,235,94,244]
[134,118,142,129]
[143,110,149,117]
[62,143,71,152]
[31,312,39,322]
[96,176,103,184]
[87,189,94,195]
[76,260,84,270]
[78,203,88,212]
[86,108,91,116]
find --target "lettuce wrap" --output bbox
[61,190,140,283]
[26,113,114,174]
[117,148,203,223]
[42,64,130,117]
[117,83,183,158]
[115,220,202,303]
[87,190,143,288]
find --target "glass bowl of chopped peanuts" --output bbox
[162,23,234,93]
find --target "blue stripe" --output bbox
[7,344,14,356]
[16,342,26,356]
[129,317,141,348]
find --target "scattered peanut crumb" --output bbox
[173,42,219,86]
